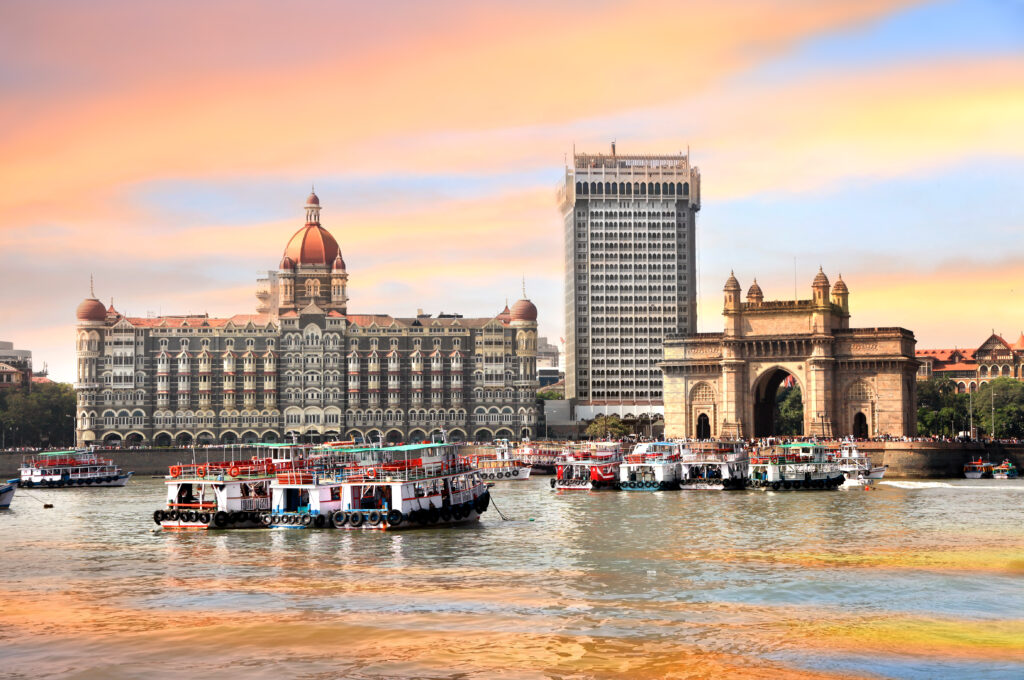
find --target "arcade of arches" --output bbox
[660,270,919,439]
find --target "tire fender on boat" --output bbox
[331,510,348,528]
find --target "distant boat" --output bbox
[18,450,133,488]
[963,458,994,479]
[992,459,1018,479]
[0,479,15,508]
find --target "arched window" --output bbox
[691,382,714,403]
[847,381,873,402]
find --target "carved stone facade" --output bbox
[660,270,918,439]
[74,193,540,446]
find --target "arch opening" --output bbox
[696,413,711,439]
[753,369,803,437]
[853,412,868,439]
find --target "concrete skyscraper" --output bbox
[557,144,701,421]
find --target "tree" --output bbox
[915,377,969,436]
[537,390,563,400]
[0,382,76,448]
[585,414,630,439]
[774,386,803,436]
[972,378,1024,439]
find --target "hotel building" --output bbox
[557,144,701,420]
[74,192,540,446]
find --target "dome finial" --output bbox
[522,275,526,298]
[90,274,95,298]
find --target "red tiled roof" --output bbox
[125,314,273,328]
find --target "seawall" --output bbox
[3,442,1021,479]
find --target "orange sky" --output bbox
[0,0,1021,380]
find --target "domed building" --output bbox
[74,192,540,447]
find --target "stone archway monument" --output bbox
[660,270,919,439]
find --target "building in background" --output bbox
[557,143,700,424]
[0,341,33,391]
[917,333,1024,392]
[0,341,32,370]
[536,336,560,369]
[74,192,540,447]
[661,270,918,439]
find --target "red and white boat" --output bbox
[619,442,684,490]
[267,443,490,530]
[461,443,532,481]
[552,442,622,490]
[18,449,133,488]
[680,442,749,490]
[512,441,566,474]
[154,445,307,531]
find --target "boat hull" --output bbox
[0,481,15,508]
[478,466,532,481]
[19,472,133,488]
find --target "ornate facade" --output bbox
[660,270,918,439]
[75,193,540,446]
[917,333,1024,392]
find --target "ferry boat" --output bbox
[18,450,133,488]
[154,445,307,531]
[619,442,683,490]
[992,459,1019,479]
[679,442,749,490]
[552,442,622,490]
[0,479,15,508]
[964,458,994,479]
[835,442,887,487]
[513,441,566,474]
[267,443,490,530]
[749,442,845,491]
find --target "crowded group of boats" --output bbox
[2,437,1017,527]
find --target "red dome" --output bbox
[497,304,512,323]
[280,255,295,270]
[332,252,346,272]
[306,191,320,205]
[510,298,537,322]
[76,298,107,322]
[283,224,340,267]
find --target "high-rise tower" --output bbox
[557,144,701,421]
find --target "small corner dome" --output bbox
[497,304,512,323]
[280,255,296,270]
[832,276,848,294]
[510,298,538,322]
[306,191,320,206]
[747,279,763,299]
[724,271,741,292]
[332,253,346,272]
[812,267,830,287]
[76,298,107,322]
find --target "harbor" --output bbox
[2,472,1022,679]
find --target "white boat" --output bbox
[18,450,133,488]
[964,458,994,479]
[552,442,622,490]
[463,444,533,481]
[0,479,16,508]
[619,442,683,490]
[154,445,308,531]
[835,442,886,487]
[268,443,490,530]
[749,442,845,491]
[679,442,749,490]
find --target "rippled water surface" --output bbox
[2,477,1023,679]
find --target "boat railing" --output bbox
[241,497,272,511]
[168,501,217,510]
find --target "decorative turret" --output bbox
[305,188,321,225]
[724,271,741,312]
[746,278,763,305]
[812,266,830,307]
[330,253,348,312]
[831,274,849,313]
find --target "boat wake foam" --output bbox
[879,481,1024,490]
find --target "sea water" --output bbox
[1,477,1022,679]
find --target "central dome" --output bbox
[283,224,340,267]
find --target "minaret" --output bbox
[723,271,741,337]
[305,186,321,225]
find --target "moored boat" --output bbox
[748,442,845,491]
[268,443,490,530]
[835,442,887,487]
[552,442,622,490]
[513,441,566,474]
[964,458,994,479]
[0,479,16,508]
[680,442,749,490]
[991,459,1017,479]
[154,445,307,530]
[18,450,133,488]
[619,442,683,490]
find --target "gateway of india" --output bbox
[660,269,918,439]
[74,192,540,447]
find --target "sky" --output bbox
[0,0,1022,382]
